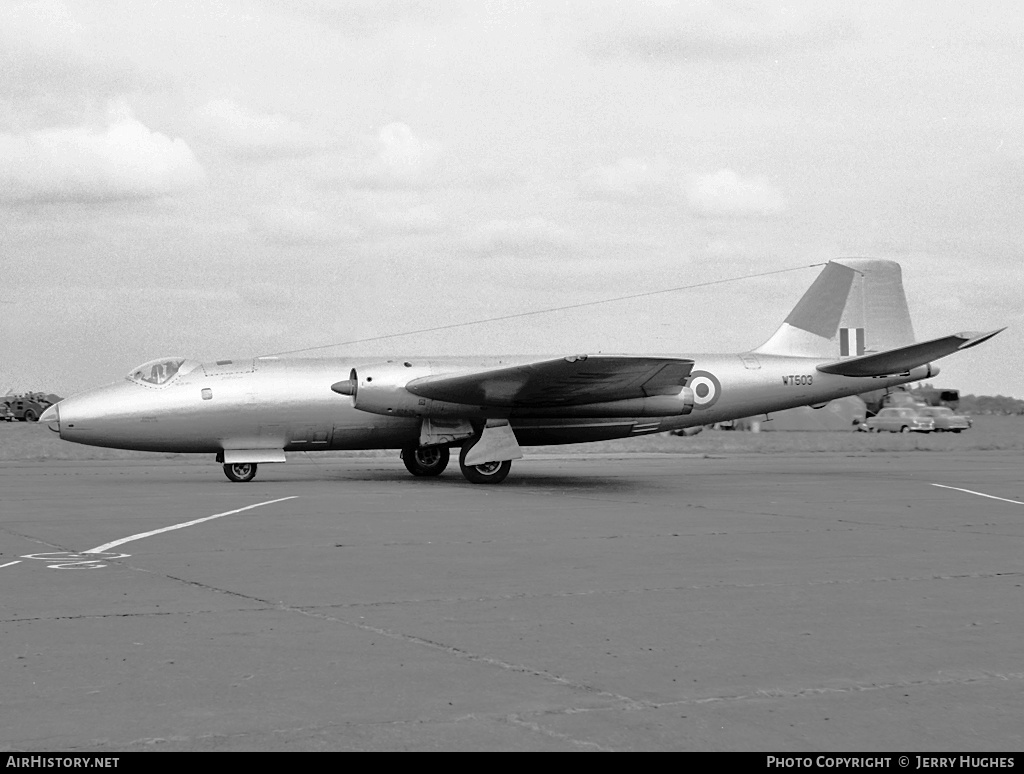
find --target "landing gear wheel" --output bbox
[459,441,512,485]
[223,462,258,482]
[402,446,450,477]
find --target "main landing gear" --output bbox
[401,445,450,477]
[456,436,512,483]
[223,462,258,482]
[400,442,513,484]
[458,438,512,484]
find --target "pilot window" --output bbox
[128,358,191,385]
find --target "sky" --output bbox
[1,0,1021,399]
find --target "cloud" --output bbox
[685,169,786,216]
[193,99,332,159]
[578,158,786,217]
[252,204,361,246]
[0,0,84,59]
[372,203,442,234]
[267,0,462,36]
[578,157,669,201]
[463,217,575,256]
[0,103,206,203]
[361,122,440,187]
[316,122,442,190]
[586,2,854,63]
[252,180,445,245]
[0,0,151,98]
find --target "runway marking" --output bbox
[931,483,1024,506]
[1,560,21,569]
[21,551,130,569]
[84,496,300,554]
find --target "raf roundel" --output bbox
[687,370,722,410]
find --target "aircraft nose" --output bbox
[46,384,124,444]
[39,403,60,433]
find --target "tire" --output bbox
[900,426,910,434]
[23,409,37,422]
[402,446,450,477]
[459,441,512,484]
[223,462,258,482]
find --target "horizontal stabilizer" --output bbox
[816,329,1005,377]
[407,355,694,407]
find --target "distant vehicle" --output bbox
[669,426,704,437]
[860,407,935,433]
[883,392,923,410]
[2,392,61,422]
[914,406,971,433]
[859,385,961,415]
[910,386,961,410]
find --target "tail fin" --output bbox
[754,259,915,358]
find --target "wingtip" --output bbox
[957,327,1006,350]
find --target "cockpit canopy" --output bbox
[127,357,198,386]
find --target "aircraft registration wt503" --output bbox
[41,259,1002,484]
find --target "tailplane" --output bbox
[754,259,915,359]
[817,328,1004,377]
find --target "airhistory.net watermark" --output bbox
[5,758,118,768]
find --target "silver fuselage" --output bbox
[48,354,935,453]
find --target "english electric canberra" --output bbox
[41,260,1002,484]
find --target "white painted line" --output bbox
[931,483,1024,506]
[85,496,300,554]
[0,560,22,569]
[22,552,130,569]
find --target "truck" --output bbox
[859,385,960,416]
[2,392,62,422]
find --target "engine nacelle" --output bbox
[333,362,487,418]
[332,362,695,420]
[510,387,695,418]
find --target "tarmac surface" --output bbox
[2,451,1023,751]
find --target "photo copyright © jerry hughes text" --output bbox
[766,756,1015,770]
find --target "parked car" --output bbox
[913,406,972,432]
[860,407,935,433]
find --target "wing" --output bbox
[816,329,1004,377]
[406,355,695,407]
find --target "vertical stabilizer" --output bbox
[834,258,915,353]
[754,259,916,358]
